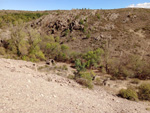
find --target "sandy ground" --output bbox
[0,58,149,113]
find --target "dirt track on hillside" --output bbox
[0,58,149,113]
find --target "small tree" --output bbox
[75,59,86,72]
[83,48,104,68]
[8,25,26,56]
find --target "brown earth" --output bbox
[0,58,149,113]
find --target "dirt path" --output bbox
[0,58,149,113]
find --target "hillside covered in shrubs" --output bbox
[1,8,150,81]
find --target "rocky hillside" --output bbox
[1,8,150,77]
[30,8,150,59]
[1,8,150,58]
[0,58,149,113]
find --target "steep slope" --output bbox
[0,58,149,113]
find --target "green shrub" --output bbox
[18,40,29,56]
[80,71,93,81]
[76,78,93,89]
[35,50,45,60]
[75,59,86,72]
[64,29,70,36]
[96,13,100,19]
[55,36,60,42]
[138,83,150,101]
[45,42,60,58]
[107,55,149,79]
[79,19,84,24]
[28,54,38,62]
[61,44,69,52]
[0,12,48,28]
[8,27,27,56]
[86,33,91,39]
[75,15,80,20]
[71,37,76,41]
[119,88,138,101]
[83,48,104,68]
[43,35,55,42]
[57,52,68,61]
[82,27,86,33]
[22,55,30,61]
[76,71,93,89]
[119,66,135,79]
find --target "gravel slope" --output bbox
[0,58,149,113]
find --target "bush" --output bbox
[75,59,86,72]
[82,27,86,33]
[18,40,29,56]
[79,19,84,24]
[107,55,150,79]
[130,79,140,84]
[61,44,69,52]
[55,36,60,42]
[83,48,104,68]
[76,77,93,89]
[119,88,138,101]
[138,83,150,101]
[76,71,94,89]
[28,54,38,62]
[71,37,76,41]
[45,42,60,58]
[8,27,27,56]
[0,47,6,55]
[76,72,93,89]
[86,33,91,39]
[35,50,45,60]
[64,29,70,36]
[22,55,30,61]
[96,13,100,19]
[75,15,80,20]
[79,71,92,81]
[57,52,67,61]
[0,12,48,28]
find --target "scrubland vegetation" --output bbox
[119,83,150,101]
[1,25,69,62]
[0,9,150,92]
[0,12,48,28]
